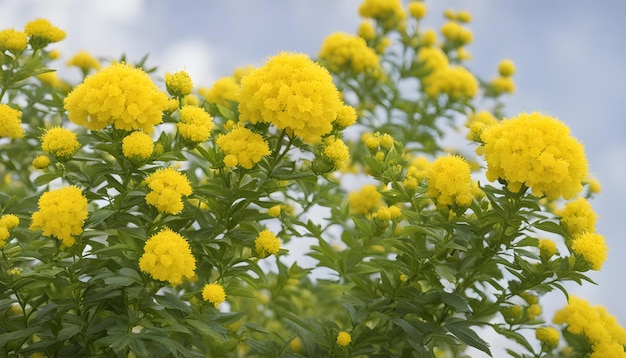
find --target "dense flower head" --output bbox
[498,59,516,77]
[199,77,239,107]
[64,62,169,133]
[408,2,427,20]
[571,232,607,271]
[426,155,473,207]
[323,137,350,169]
[122,131,154,161]
[480,112,588,199]
[417,47,449,74]
[145,167,193,214]
[202,282,226,307]
[255,229,281,257]
[423,66,478,99]
[336,331,352,346]
[29,186,88,247]
[491,76,516,94]
[421,29,438,46]
[457,10,472,23]
[0,214,19,247]
[0,104,25,139]
[465,110,498,141]
[556,197,597,238]
[538,239,557,259]
[358,0,406,30]
[0,29,28,53]
[24,18,66,44]
[41,127,80,160]
[349,184,382,215]
[535,327,560,350]
[164,70,193,97]
[586,176,602,194]
[32,155,50,169]
[441,21,473,45]
[66,51,101,72]
[405,156,431,182]
[238,52,343,143]
[357,21,376,41]
[138,227,196,286]
[335,105,357,128]
[216,125,271,169]
[177,105,213,144]
[319,32,381,76]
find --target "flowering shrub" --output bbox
[0,2,624,358]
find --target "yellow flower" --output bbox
[0,214,19,230]
[358,0,406,30]
[417,47,449,74]
[41,127,80,160]
[335,105,357,128]
[349,184,382,215]
[336,331,352,346]
[465,110,498,141]
[556,197,597,238]
[232,65,255,83]
[571,232,607,271]
[64,62,169,133]
[202,282,226,307]
[586,176,602,194]
[357,21,376,41]
[319,32,381,76]
[32,155,50,169]
[199,77,239,106]
[491,76,516,94]
[480,112,588,200]
[177,105,213,144]
[122,131,154,161]
[0,104,25,139]
[408,2,427,19]
[24,18,66,45]
[441,21,473,45]
[426,155,473,207]
[48,49,61,60]
[29,186,88,247]
[535,327,560,350]
[216,125,270,169]
[528,304,542,319]
[255,229,280,257]
[145,167,193,214]
[457,10,472,23]
[0,29,28,53]
[323,137,350,169]
[139,228,196,286]
[66,50,101,72]
[498,59,516,77]
[421,29,438,46]
[36,71,69,91]
[238,52,343,143]
[538,239,557,259]
[164,70,193,97]
[268,205,282,217]
[424,66,478,99]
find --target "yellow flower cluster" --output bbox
[64,63,169,133]
[0,29,28,53]
[571,232,608,271]
[417,47,477,99]
[374,206,402,221]
[202,282,226,307]
[363,132,394,151]
[408,2,427,20]
[122,131,154,162]
[0,104,25,139]
[336,331,352,346]
[144,167,193,214]
[358,0,406,30]
[538,239,557,259]
[335,105,357,128]
[41,127,80,160]
[417,47,449,73]
[0,214,19,248]
[553,296,626,357]
[323,137,350,170]
[199,77,239,107]
[138,228,196,286]
[441,21,473,45]
[238,52,343,143]
[177,105,213,144]
[165,70,193,97]
[491,59,516,95]
[216,125,271,169]
[319,32,381,76]
[30,186,88,247]
[358,21,376,41]
[66,51,101,73]
[556,197,597,237]
[32,155,50,169]
[425,155,473,207]
[255,229,281,258]
[465,110,497,141]
[535,327,560,350]
[24,18,66,44]
[349,184,382,215]
[480,112,588,200]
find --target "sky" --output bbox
[3,0,626,354]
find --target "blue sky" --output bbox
[3,0,626,354]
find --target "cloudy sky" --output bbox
[3,0,626,354]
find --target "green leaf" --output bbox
[0,327,40,345]
[186,319,228,341]
[446,319,491,356]
[533,221,568,237]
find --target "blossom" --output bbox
[480,112,588,200]
[423,66,478,99]
[238,52,343,143]
[32,155,50,169]
[177,105,213,144]
[535,327,559,350]
[336,331,352,346]
[349,184,382,215]
[426,155,473,207]
[571,232,608,271]
[64,62,169,133]
[441,21,473,45]
[334,105,357,128]
[417,47,449,74]
[0,214,19,248]
[465,110,497,141]
[498,59,516,77]
[357,21,376,41]
[0,104,25,139]
[421,29,438,46]
[66,50,101,73]
[145,167,193,214]
[268,205,281,217]
[216,125,270,169]
[556,197,597,238]
[491,76,516,94]
[323,137,350,169]
[24,18,66,45]
[319,32,381,75]
[164,70,193,97]
[138,228,196,286]
[358,0,406,30]
[538,239,557,259]
[202,282,226,307]
[36,71,68,91]
[527,304,542,319]
[41,127,80,160]
[255,229,281,257]
[199,77,239,106]
[30,186,88,247]
[122,131,154,161]
[0,29,28,53]
[408,2,427,19]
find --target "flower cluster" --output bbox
[24,18,66,48]
[323,137,350,170]
[177,105,213,144]
[336,331,352,347]
[556,196,597,238]
[417,47,477,99]
[319,32,381,76]
[41,127,80,160]
[202,282,227,307]
[238,52,343,143]
[465,110,498,141]
[0,214,19,248]
[425,155,473,207]
[164,70,193,97]
[138,228,196,286]
[349,184,382,215]
[491,59,516,95]
[358,0,406,30]
[199,77,239,107]
[122,131,154,162]
[480,112,588,199]
[570,232,608,271]
[64,62,169,133]
[144,167,193,214]
[255,229,281,258]
[535,327,559,351]
[0,104,25,139]
[32,155,50,169]
[441,20,473,45]
[66,51,101,73]
[0,29,28,53]
[334,105,357,128]
[30,186,89,247]
[407,2,427,20]
[216,125,271,169]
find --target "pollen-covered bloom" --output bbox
[122,131,154,161]
[0,214,19,248]
[64,62,169,133]
[255,229,281,258]
[336,331,352,347]
[408,2,427,19]
[202,282,226,307]
[417,47,449,74]
[0,29,28,53]
[491,76,516,94]
[426,155,473,207]
[216,125,271,169]
[556,197,597,238]
[41,127,80,160]
[66,50,101,73]
[177,105,213,144]
[538,239,557,259]
[423,66,478,99]
[238,52,343,143]
[0,104,25,139]
[480,112,588,199]
[571,232,608,271]
[358,0,406,30]
[465,110,498,141]
[139,228,196,286]
[199,77,239,107]
[349,184,382,215]
[145,167,193,214]
[357,21,376,41]
[498,59,516,77]
[32,155,50,169]
[334,105,357,128]
[323,137,350,169]
[29,186,88,247]
[535,327,559,350]
[164,70,193,97]
[319,32,381,76]
[24,18,66,45]
[441,21,473,45]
